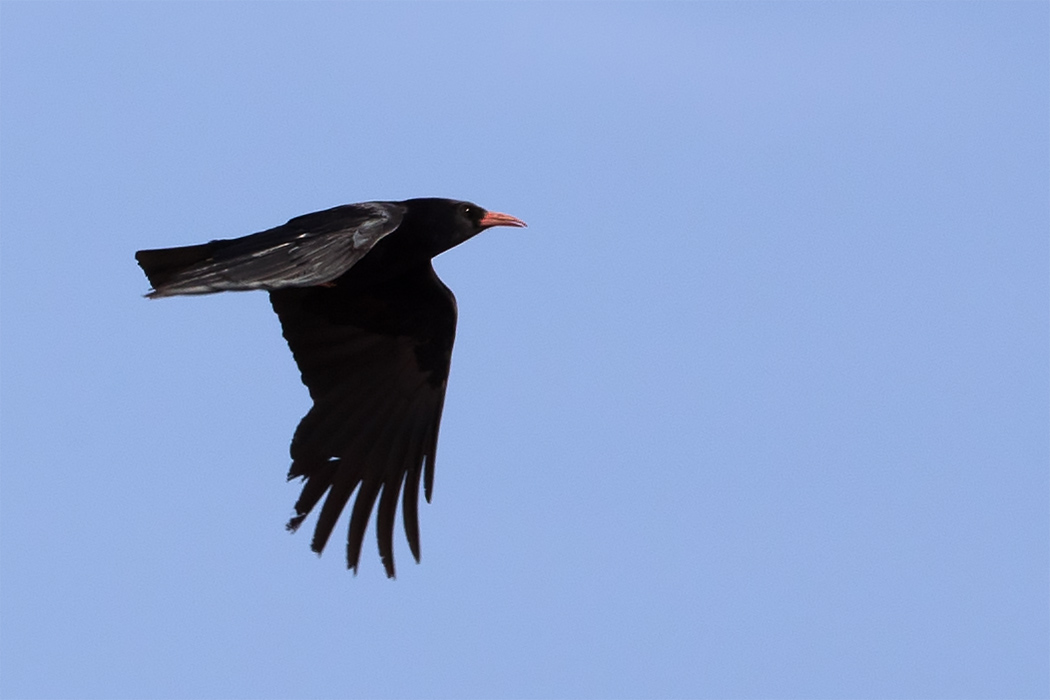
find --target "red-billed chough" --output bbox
[136,198,526,577]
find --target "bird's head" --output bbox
[406,198,527,257]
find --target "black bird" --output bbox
[136,198,526,577]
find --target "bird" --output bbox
[135,198,526,577]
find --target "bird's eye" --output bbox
[461,204,473,217]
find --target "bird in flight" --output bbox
[136,198,526,577]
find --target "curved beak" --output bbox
[479,210,528,229]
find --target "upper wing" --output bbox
[136,202,406,297]
[269,263,458,577]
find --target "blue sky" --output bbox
[1,3,1047,698]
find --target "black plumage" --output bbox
[136,198,526,577]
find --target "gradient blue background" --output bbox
[2,3,1047,698]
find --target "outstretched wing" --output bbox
[269,263,457,577]
[136,202,406,298]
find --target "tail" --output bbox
[135,242,221,298]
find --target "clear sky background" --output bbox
[1,3,1047,699]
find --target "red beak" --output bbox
[479,210,528,229]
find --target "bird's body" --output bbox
[136,198,526,577]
